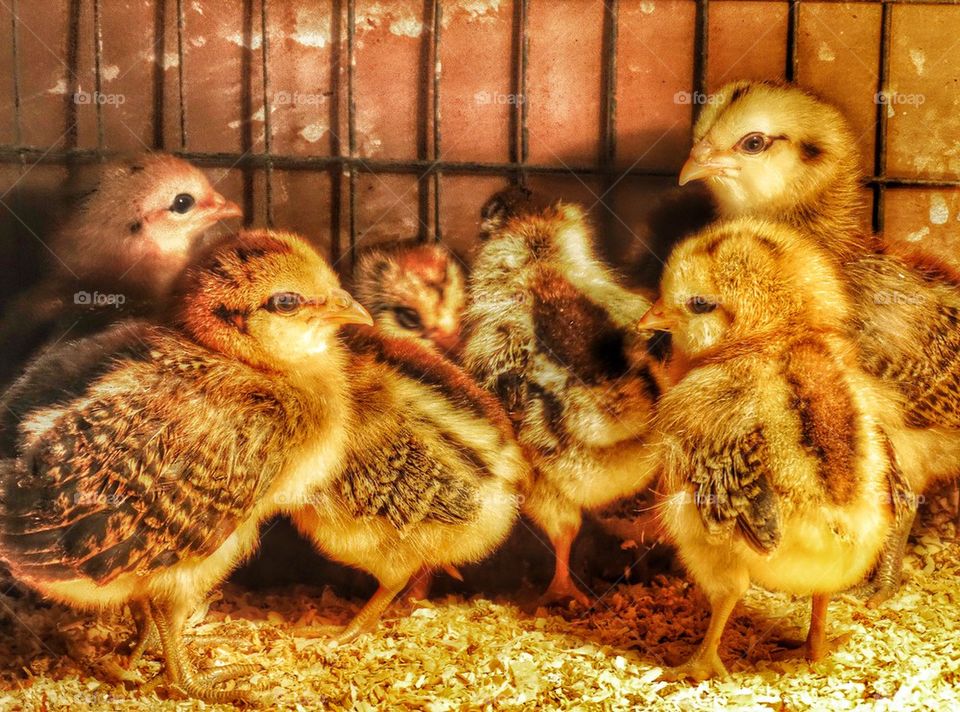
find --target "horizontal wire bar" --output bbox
[0,145,954,189]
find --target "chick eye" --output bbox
[392,306,423,330]
[170,193,196,214]
[266,292,304,315]
[686,296,718,314]
[736,132,770,155]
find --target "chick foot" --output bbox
[536,578,591,609]
[771,594,850,663]
[150,599,263,705]
[854,508,914,608]
[659,648,729,682]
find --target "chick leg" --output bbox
[772,594,851,662]
[853,503,915,608]
[660,590,739,682]
[405,568,434,602]
[149,598,260,704]
[125,599,159,668]
[332,580,408,645]
[539,524,591,608]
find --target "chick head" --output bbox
[638,218,848,357]
[175,229,372,371]
[57,153,242,296]
[680,81,859,219]
[354,241,465,356]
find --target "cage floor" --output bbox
[1,501,958,712]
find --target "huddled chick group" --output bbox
[0,78,956,702]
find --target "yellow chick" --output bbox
[291,328,528,644]
[640,218,909,681]
[0,230,371,702]
[679,79,960,606]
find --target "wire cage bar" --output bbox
[2,0,959,273]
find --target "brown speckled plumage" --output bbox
[463,189,663,606]
[290,326,527,643]
[352,241,466,358]
[0,229,365,702]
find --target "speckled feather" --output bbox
[0,323,305,585]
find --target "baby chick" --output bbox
[641,218,909,681]
[679,79,960,605]
[679,80,863,259]
[0,152,241,387]
[0,229,371,702]
[352,240,466,358]
[463,188,663,606]
[290,327,528,643]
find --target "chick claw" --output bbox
[659,650,729,683]
[770,631,852,663]
[537,579,592,609]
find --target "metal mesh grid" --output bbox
[2,0,960,268]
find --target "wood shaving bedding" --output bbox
[0,497,957,711]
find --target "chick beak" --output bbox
[637,299,674,331]
[678,142,740,186]
[207,193,243,222]
[320,290,374,326]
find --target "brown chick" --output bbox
[352,240,466,358]
[290,327,528,644]
[0,152,241,388]
[462,188,664,606]
[679,79,960,605]
[640,218,909,681]
[0,229,371,703]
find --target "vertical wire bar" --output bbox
[519,0,529,184]
[347,0,357,271]
[599,0,618,233]
[151,0,167,148]
[10,0,22,148]
[175,0,188,150]
[786,0,800,82]
[329,0,343,265]
[873,1,892,234]
[693,0,709,121]
[65,0,81,152]
[260,0,273,226]
[432,0,442,242]
[92,0,104,151]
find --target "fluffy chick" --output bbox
[680,79,960,605]
[680,80,863,259]
[641,218,909,681]
[0,152,241,387]
[352,240,466,357]
[0,229,371,702]
[290,327,527,643]
[463,188,663,606]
